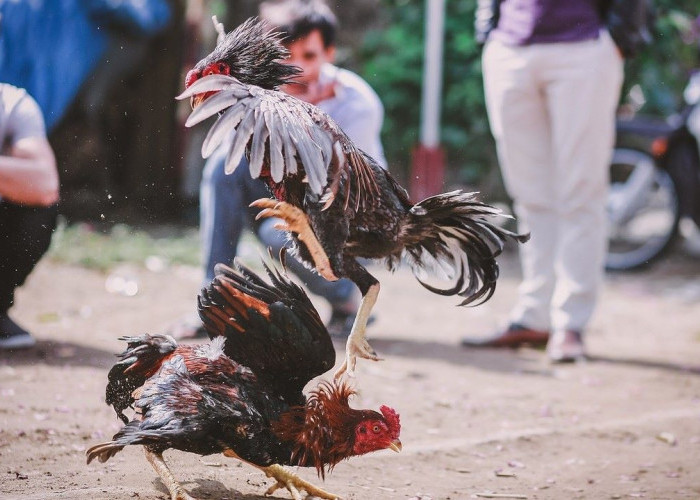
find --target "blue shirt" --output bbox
[491,0,602,46]
[0,0,171,131]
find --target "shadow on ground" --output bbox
[0,340,115,369]
[155,476,298,500]
[347,336,548,375]
[348,337,700,378]
[588,353,700,375]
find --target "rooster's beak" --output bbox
[388,439,402,453]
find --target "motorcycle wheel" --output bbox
[606,148,680,271]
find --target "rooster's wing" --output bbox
[98,346,289,465]
[177,74,379,210]
[197,255,335,403]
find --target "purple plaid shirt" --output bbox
[491,0,603,46]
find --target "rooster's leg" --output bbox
[144,447,197,500]
[251,199,339,281]
[334,282,381,379]
[260,464,340,500]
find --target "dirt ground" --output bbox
[1,245,700,500]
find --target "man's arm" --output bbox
[0,87,59,206]
[323,69,387,168]
[604,0,653,58]
[474,0,500,45]
[333,97,386,167]
[0,137,59,206]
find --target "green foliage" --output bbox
[48,220,201,272]
[625,1,700,115]
[359,0,700,186]
[360,0,491,184]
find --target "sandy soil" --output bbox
[1,248,700,500]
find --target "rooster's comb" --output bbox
[379,405,401,439]
[192,17,301,90]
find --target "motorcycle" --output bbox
[606,71,700,270]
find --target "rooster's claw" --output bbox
[250,198,339,281]
[334,334,382,380]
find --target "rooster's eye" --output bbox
[372,425,380,433]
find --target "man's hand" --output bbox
[281,80,336,105]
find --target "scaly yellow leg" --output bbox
[251,199,339,281]
[144,448,197,500]
[334,282,382,379]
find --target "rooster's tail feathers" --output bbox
[401,190,529,306]
[86,419,153,464]
[86,441,124,464]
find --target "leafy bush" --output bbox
[625,1,700,115]
[360,1,490,185]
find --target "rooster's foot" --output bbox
[260,464,340,500]
[172,490,197,500]
[251,199,338,281]
[335,332,381,379]
[334,282,382,379]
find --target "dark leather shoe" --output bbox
[547,330,585,362]
[461,323,550,348]
[0,314,36,350]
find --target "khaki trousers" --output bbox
[483,31,623,332]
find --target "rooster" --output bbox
[178,18,529,378]
[86,256,401,500]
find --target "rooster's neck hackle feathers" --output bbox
[271,380,373,477]
[200,17,301,90]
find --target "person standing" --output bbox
[461,0,651,361]
[0,84,59,349]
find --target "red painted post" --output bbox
[410,144,445,200]
[410,0,445,200]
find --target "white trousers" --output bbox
[483,31,624,332]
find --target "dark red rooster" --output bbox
[178,18,528,378]
[86,257,401,500]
